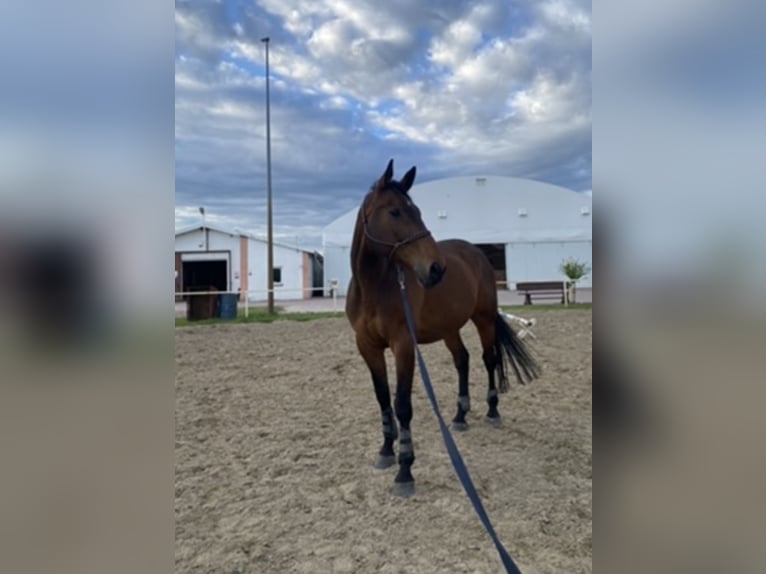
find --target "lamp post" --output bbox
[261,36,275,314]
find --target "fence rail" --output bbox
[176,279,580,318]
[174,280,575,299]
[176,286,342,315]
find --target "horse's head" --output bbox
[362,159,446,288]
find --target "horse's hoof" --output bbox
[485,415,502,427]
[392,481,415,498]
[451,421,469,432]
[374,455,396,469]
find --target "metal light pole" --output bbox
[261,36,275,314]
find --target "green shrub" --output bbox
[560,258,591,282]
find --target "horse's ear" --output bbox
[381,159,394,185]
[400,166,417,194]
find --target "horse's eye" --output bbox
[389,208,401,218]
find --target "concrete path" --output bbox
[175,288,591,316]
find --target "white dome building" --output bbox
[322,175,592,296]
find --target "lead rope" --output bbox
[396,264,523,574]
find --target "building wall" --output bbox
[322,176,592,296]
[245,239,307,301]
[506,241,592,289]
[322,244,351,296]
[239,236,249,301]
[324,241,592,296]
[302,253,312,299]
[176,227,316,301]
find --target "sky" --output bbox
[175,0,591,251]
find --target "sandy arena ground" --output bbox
[176,310,592,573]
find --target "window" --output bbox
[272,267,282,284]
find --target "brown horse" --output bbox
[346,159,539,497]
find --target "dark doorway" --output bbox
[475,243,507,288]
[310,252,324,297]
[182,259,227,292]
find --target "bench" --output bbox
[515,281,570,305]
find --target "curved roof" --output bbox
[323,175,592,246]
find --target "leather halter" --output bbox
[362,208,432,259]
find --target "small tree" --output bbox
[559,258,591,303]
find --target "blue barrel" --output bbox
[218,293,239,320]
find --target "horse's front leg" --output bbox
[392,337,416,497]
[357,338,397,469]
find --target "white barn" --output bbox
[322,175,592,296]
[175,224,322,302]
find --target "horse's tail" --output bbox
[494,313,540,392]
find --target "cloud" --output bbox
[175,0,591,249]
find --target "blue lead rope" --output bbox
[396,266,522,574]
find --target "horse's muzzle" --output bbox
[420,262,445,289]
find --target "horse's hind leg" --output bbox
[444,333,471,431]
[357,339,397,469]
[475,317,502,425]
